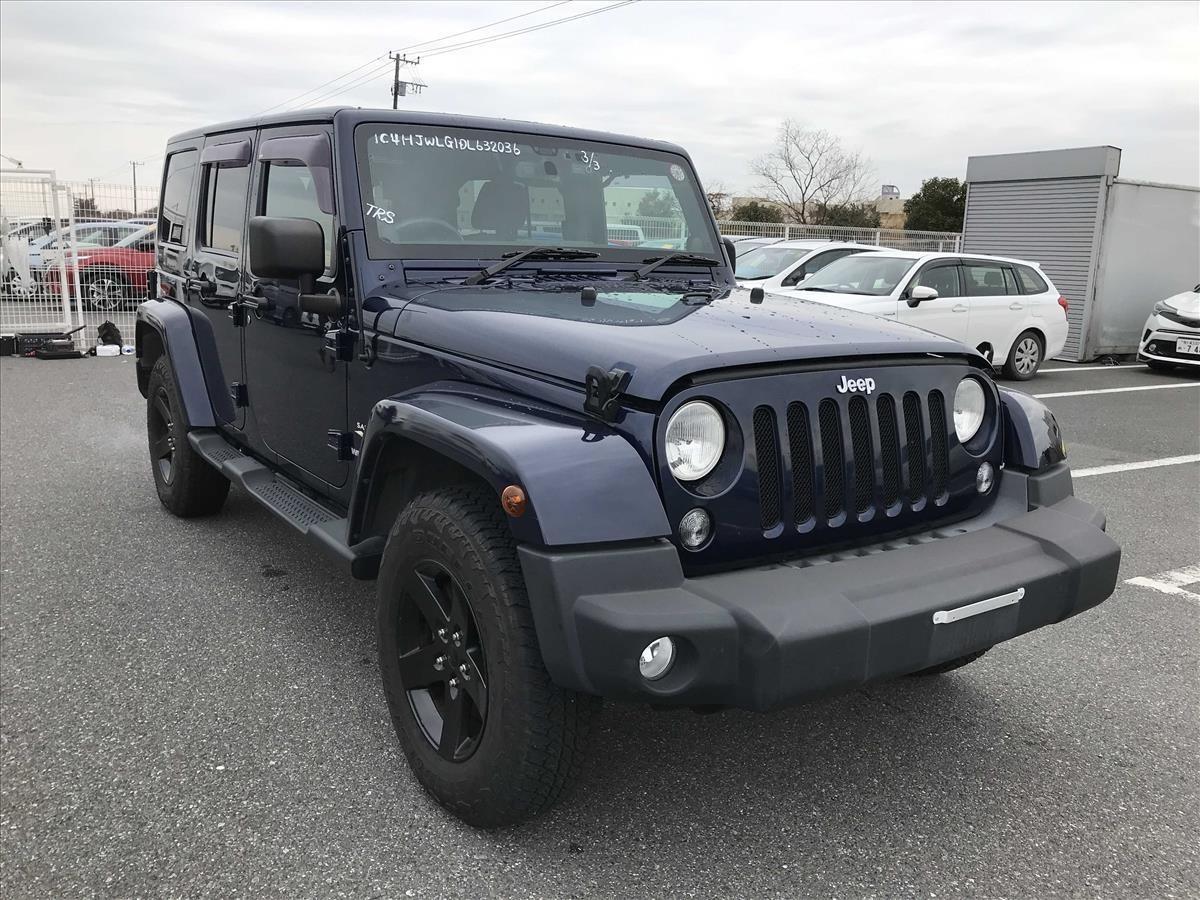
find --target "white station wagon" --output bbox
[772,250,1070,379]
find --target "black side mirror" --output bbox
[249,216,325,285]
[722,237,737,271]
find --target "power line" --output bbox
[294,0,639,109]
[262,0,571,115]
[419,0,637,58]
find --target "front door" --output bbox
[898,261,970,343]
[185,131,255,429]
[242,127,349,489]
[962,261,1021,360]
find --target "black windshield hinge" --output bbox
[583,366,632,423]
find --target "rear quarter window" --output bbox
[1016,265,1048,294]
[159,150,198,245]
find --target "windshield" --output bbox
[355,124,717,259]
[800,255,918,296]
[736,246,810,279]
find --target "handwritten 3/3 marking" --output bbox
[372,132,521,155]
[577,150,601,172]
[364,204,396,224]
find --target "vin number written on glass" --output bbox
[372,132,522,155]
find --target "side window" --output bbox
[1002,267,1020,295]
[782,248,855,287]
[916,264,962,298]
[262,163,334,270]
[963,263,1009,296]
[1016,265,1048,294]
[159,150,198,245]
[201,164,250,255]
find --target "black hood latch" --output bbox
[583,366,632,422]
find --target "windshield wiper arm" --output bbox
[463,247,600,286]
[630,252,720,281]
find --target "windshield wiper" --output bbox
[630,252,721,281]
[463,247,600,286]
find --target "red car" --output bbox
[44,226,156,311]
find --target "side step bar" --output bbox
[188,429,383,579]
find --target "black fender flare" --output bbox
[998,386,1066,472]
[350,383,671,547]
[135,299,234,427]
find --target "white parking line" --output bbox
[1034,382,1200,399]
[1125,564,1200,604]
[1040,364,1147,373]
[1072,454,1200,478]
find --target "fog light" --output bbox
[679,508,711,549]
[1148,342,1158,353]
[639,636,675,681]
[976,461,995,494]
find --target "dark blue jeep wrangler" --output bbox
[136,108,1120,827]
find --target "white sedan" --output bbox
[771,250,1070,380]
[1138,284,1200,370]
[735,239,879,291]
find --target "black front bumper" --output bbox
[519,464,1120,711]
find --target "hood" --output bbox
[378,282,971,401]
[1162,288,1200,318]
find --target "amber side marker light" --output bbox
[501,485,527,517]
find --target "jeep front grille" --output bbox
[755,389,951,529]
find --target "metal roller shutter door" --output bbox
[962,176,1104,360]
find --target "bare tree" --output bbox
[704,180,732,220]
[752,121,875,225]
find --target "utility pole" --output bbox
[389,52,424,109]
[87,177,99,204]
[130,161,144,215]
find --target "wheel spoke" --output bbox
[446,581,470,633]
[153,394,173,430]
[460,650,488,718]
[396,644,445,689]
[437,690,467,759]
[406,569,450,627]
[152,433,172,460]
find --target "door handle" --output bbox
[186,277,216,298]
[1009,302,1024,310]
[952,304,968,313]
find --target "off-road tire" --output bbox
[1003,330,1044,380]
[908,648,990,677]
[377,485,597,828]
[146,356,230,517]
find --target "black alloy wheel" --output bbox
[396,559,488,762]
[148,384,177,485]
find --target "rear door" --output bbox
[185,131,255,429]
[962,260,1020,357]
[897,260,969,342]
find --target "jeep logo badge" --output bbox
[836,375,876,395]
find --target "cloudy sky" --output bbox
[1,0,1197,200]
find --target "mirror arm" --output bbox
[299,287,342,318]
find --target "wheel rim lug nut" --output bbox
[458,663,470,681]
[433,655,446,671]
[437,628,448,643]
[448,678,459,689]
[451,631,462,646]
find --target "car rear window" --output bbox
[1016,265,1048,294]
[159,150,198,245]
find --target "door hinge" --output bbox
[323,328,356,362]
[230,382,249,407]
[326,429,354,461]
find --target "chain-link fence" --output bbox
[1,174,155,350]
[717,220,962,252]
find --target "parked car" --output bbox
[735,239,879,290]
[1138,284,1200,370]
[36,221,146,271]
[725,236,783,256]
[137,108,1118,828]
[771,251,1070,379]
[1,219,119,295]
[605,223,646,246]
[44,225,156,311]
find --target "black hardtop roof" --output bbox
[166,107,690,157]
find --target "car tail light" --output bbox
[1057,296,1069,315]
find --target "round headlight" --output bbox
[665,401,726,481]
[953,378,986,443]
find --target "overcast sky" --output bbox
[1,0,1197,199]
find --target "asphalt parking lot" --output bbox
[1,356,1197,899]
